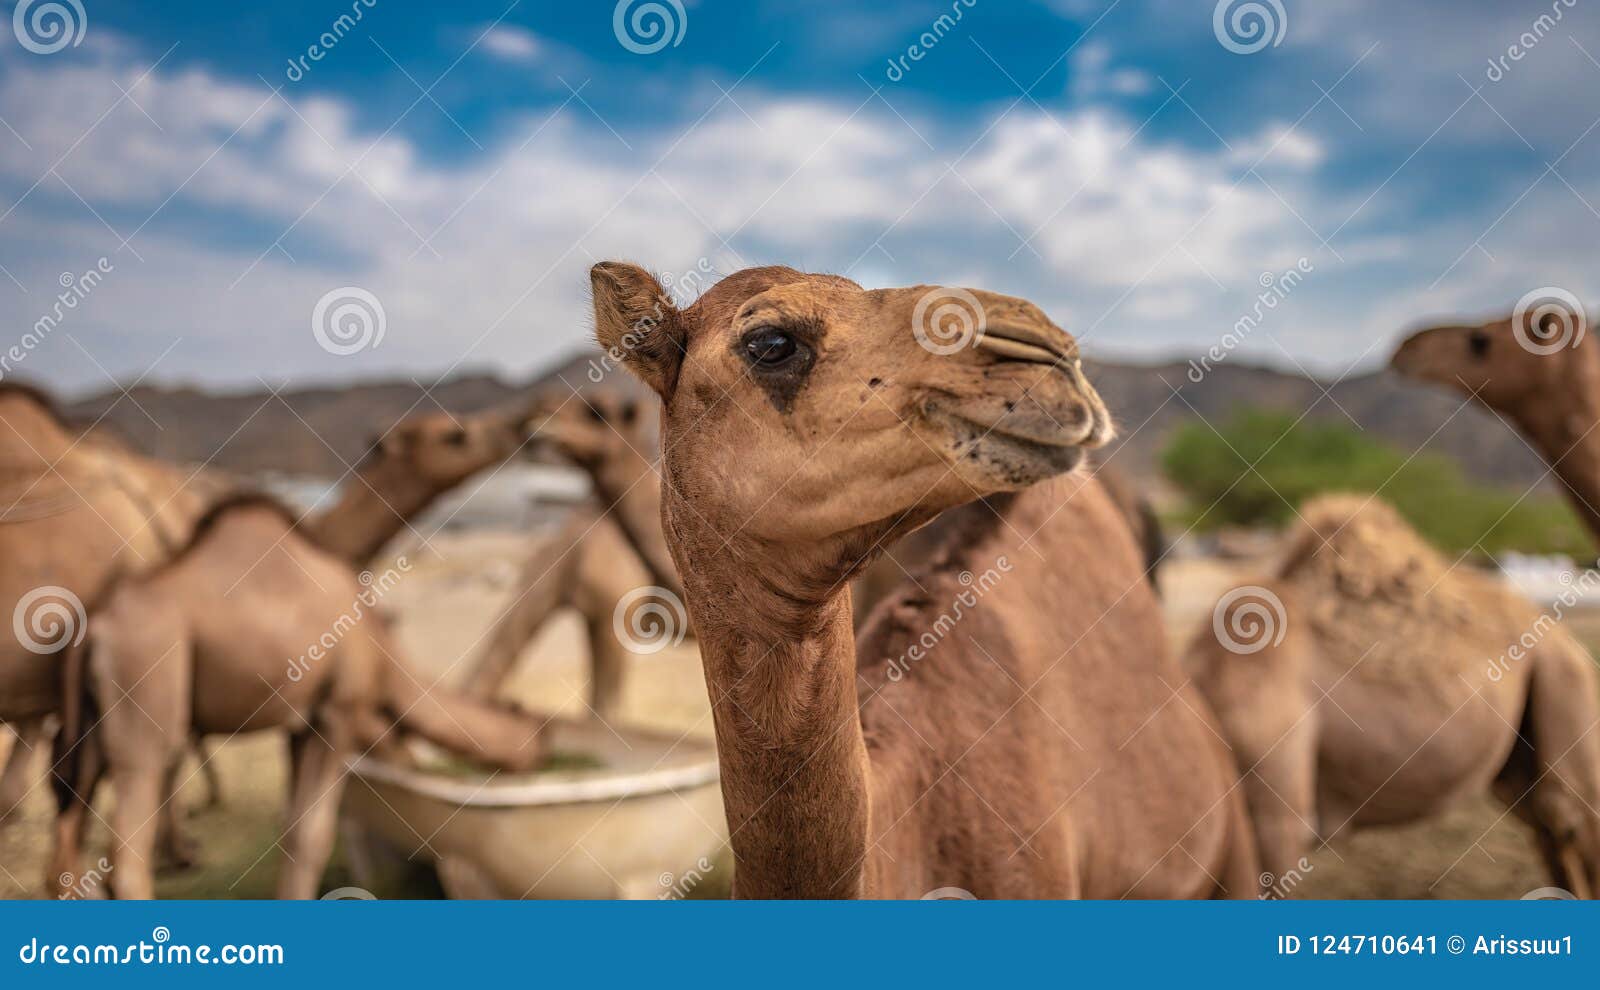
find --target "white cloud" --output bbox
[477,24,542,63]
[0,29,1586,395]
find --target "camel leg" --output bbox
[155,763,199,871]
[276,729,349,900]
[574,515,657,722]
[1185,600,1319,894]
[46,740,102,900]
[459,507,595,700]
[107,762,167,900]
[1495,638,1600,898]
[195,738,224,809]
[0,717,50,827]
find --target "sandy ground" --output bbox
[1,532,1596,899]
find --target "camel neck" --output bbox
[680,546,872,898]
[1507,364,1600,551]
[301,460,438,566]
[588,443,679,595]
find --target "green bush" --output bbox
[1161,408,1590,558]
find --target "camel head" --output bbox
[525,389,646,469]
[590,262,1111,570]
[1391,308,1596,411]
[365,406,531,489]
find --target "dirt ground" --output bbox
[1,531,1595,899]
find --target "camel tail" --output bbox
[387,679,546,773]
[50,631,98,815]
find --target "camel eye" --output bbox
[743,328,799,368]
[444,428,469,447]
[1468,331,1491,359]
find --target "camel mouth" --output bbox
[926,404,1102,484]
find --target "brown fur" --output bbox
[0,384,219,834]
[48,498,547,899]
[1393,312,1600,551]
[300,402,539,565]
[1191,495,1600,897]
[589,261,1255,898]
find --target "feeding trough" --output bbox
[343,718,726,899]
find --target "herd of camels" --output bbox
[0,263,1597,900]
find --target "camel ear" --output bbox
[591,262,684,399]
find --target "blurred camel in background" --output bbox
[587,261,1255,897]
[1392,306,1600,551]
[302,403,541,567]
[0,384,222,837]
[1190,496,1600,898]
[3,398,538,837]
[49,494,547,900]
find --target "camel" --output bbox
[462,389,1166,714]
[1391,307,1600,550]
[302,403,540,567]
[461,391,678,715]
[49,494,546,899]
[586,261,1256,898]
[3,398,537,838]
[1189,495,1600,897]
[0,385,220,834]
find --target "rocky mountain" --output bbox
[54,352,1547,491]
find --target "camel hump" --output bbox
[161,492,301,565]
[1276,494,1443,596]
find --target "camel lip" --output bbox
[974,323,1079,367]
[932,404,1096,451]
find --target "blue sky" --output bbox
[1,0,1597,394]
